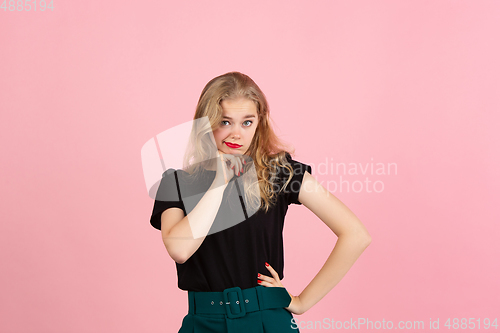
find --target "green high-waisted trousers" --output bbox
[178,285,300,332]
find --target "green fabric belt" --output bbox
[188,285,291,319]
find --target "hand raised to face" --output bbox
[215,149,247,185]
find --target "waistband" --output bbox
[188,285,292,319]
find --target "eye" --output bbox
[221,120,253,126]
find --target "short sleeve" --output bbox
[283,153,312,205]
[150,168,186,231]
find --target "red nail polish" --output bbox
[243,160,246,164]
[265,262,269,267]
[258,279,262,283]
[257,273,261,277]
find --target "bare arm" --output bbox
[161,176,227,264]
[292,171,372,314]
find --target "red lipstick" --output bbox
[224,141,242,148]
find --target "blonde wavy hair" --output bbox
[182,71,296,213]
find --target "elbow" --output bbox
[174,257,187,265]
[362,233,372,248]
[163,240,189,264]
[357,228,372,249]
[170,251,188,264]
[353,224,371,247]
[341,228,371,249]
[355,221,372,248]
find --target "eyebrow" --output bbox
[222,115,256,120]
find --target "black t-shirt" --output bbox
[149,153,312,292]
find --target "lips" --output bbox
[224,141,242,148]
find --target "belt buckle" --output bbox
[222,287,246,319]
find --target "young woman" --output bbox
[150,72,371,332]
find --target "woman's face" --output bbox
[212,98,259,156]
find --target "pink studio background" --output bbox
[1,1,499,332]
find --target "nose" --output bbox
[231,128,241,139]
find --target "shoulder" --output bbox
[163,168,176,175]
[283,153,312,176]
[275,152,313,205]
[271,152,313,187]
[162,168,182,178]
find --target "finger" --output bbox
[233,157,241,177]
[238,157,245,175]
[224,155,233,172]
[233,156,241,176]
[258,279,274,287]
[227,157,235,172]
[257,276,277,287]
[258,271,281,286]
[265,263,281,281]
[257,273,273,283]
[224,155,237,177]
